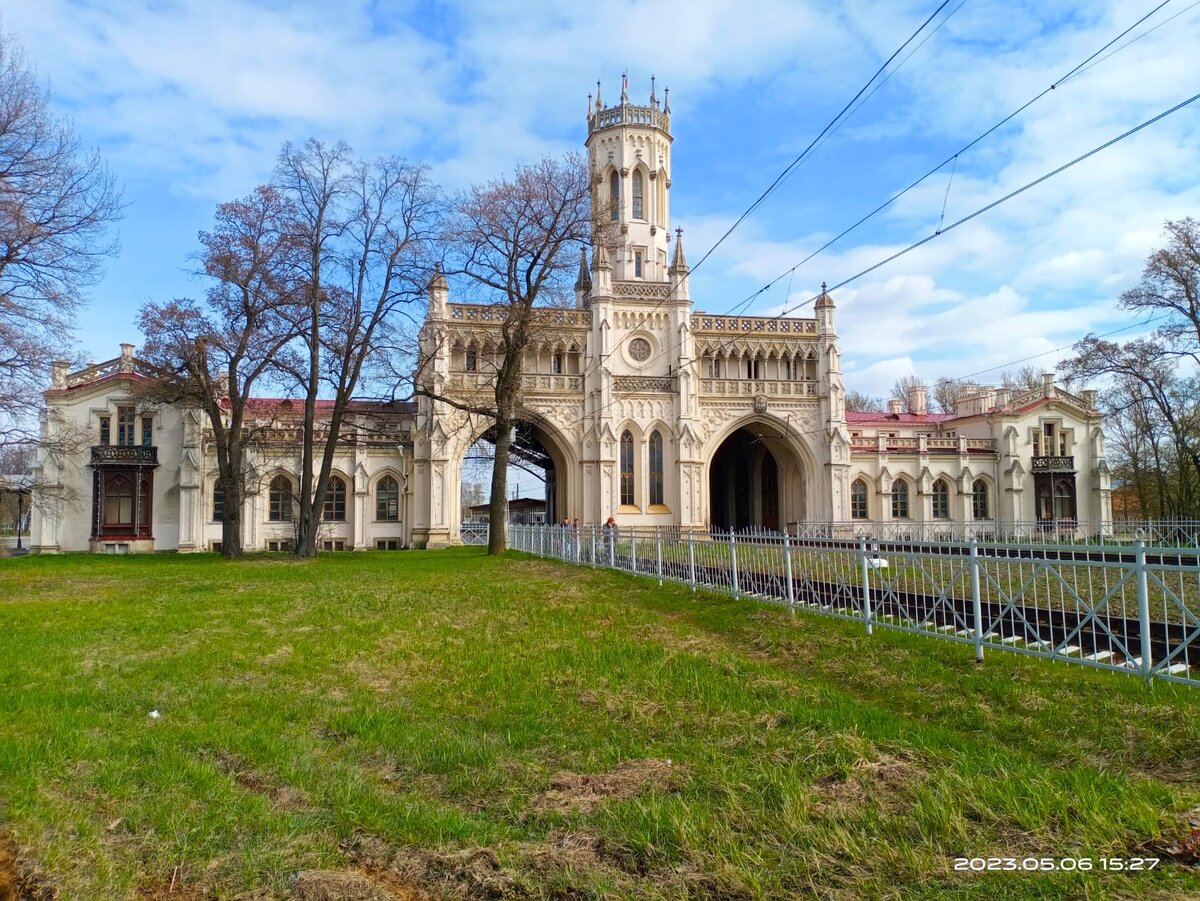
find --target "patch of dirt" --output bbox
[390,847,521,899]
[136,875,210,900]
[0,832,55,901]
[341,830,751,900]
[293,868,425,901]
[1143,806,1200,867]
[260,644,293,665]
[523,830,605,873]
[212,750,310,811]
[531,758,679,816]
[810,753,923,816]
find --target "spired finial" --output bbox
[671,228,688,272]
[596,80,602,109]
[663,85,670,114]
[650,74,656,104]
[821,281,827,292]
[620,71,628,104]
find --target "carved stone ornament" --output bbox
[628,337,652,362]
[753,394,768,414]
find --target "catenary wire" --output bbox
[591,0,1177,384]
[545,87,1200,435]
[568,0,964,383]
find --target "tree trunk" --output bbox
[221,493,244,558]
[488,414,511,555]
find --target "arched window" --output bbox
[212,479,224,521]
[851,479,868,520]
[377,475,399,521]
[632,170,644,219]
[323,476,347,521]
[932,478,950,520]
[1039,477,1077,522]
[648,430,664,506]
[104,474,134,526]
[609,170,619,220]
[619,430,635,506]
[892,479,910,519]
[269,475,292,522]
[972,478,989,520]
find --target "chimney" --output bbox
[51,360,71,388]
[887,399,904,415]
[1082,389,1097,410]
[119,343,135,372]
[994,387,1009,409]
[907,384,927,416]
[1042,371,1056,397]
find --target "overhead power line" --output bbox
[712,0,1174,324]
[554,87,1200,434]
[574,0,963,388]
[688,0,959,276]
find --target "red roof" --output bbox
[846,411,958,425]
[223,397,414,415]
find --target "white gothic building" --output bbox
[29,82,1112,553]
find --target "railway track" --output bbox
[613,552,1195,672]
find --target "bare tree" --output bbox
[138,187,300,557]
[889,374,925,412]
[844,390,883,413]
[420,154,591,554]
[1121,217,1200,358]
[273,140,439,557]
[999,365,1044,393]
[932,377,976,414]
[0,30,121,452]
[1063,219,1200,519]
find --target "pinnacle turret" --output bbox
[575,246,592,290]
[670,228,688,273]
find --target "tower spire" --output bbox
[575,246,592,291]
[670,228,688,273]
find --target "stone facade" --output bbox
[29,83,1112,552]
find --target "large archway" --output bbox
[707,421,808,532]
[457,416,574,528]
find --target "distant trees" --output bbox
[1062,218,1200,520]
[422,154,592,554]
[844,390,883,413]
[0,30,121,453]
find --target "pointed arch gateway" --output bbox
[455,413,578,531]
[705,416,811,532]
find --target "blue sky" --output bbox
[5,0,1199,399]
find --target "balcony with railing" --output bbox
[446,372,584,395]
[1031,455,1075,472]
[849,436,998,454]
[90,445,158,467]
[692,314,818,337]
[589,103,671,133]
[699,378,817,398]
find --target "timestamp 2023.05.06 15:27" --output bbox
[953,858,1160,872]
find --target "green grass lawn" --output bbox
[1,549,1199,900]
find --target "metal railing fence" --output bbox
[790,520,1200,547]
[509,523,1200,687]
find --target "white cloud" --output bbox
[1,0,1196,382]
